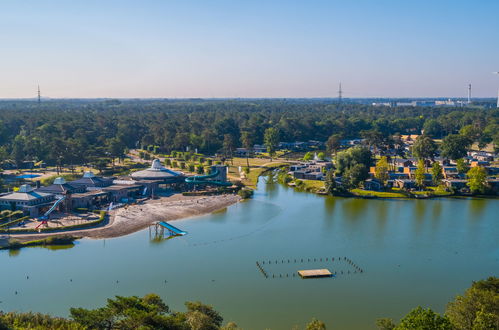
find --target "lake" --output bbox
[1,174,498,329]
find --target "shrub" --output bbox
[207,159,213,166]
[165,158,172,166]
[188,163,195,172]
[196,165,204,174]
[238,189,254,199]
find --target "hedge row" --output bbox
[0,212,107,234]
[0,216,30,229]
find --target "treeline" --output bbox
[0,295,236,330]
[0,99,497,168]
[377,276,499,330]
[0,276,497,329]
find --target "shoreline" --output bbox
[2,194,241,244]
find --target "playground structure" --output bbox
[36,196,66,229]
[185,165,232,187]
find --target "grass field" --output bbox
[351,188,407,198]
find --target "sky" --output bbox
[1,0,499,99]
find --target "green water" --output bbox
[1,175,498,329]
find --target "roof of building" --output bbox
[70,173,113,187]
[130,159,183,180]
[71,190,109,198]
[36,177,80,194]
[0,184,53,201]
[103,184,143,191]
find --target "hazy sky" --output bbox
[1,0,499,98]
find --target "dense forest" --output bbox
[0,99,497,167]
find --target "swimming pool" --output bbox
[15,174,41,179]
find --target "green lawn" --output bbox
[351,189,407,198]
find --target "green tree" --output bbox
[317,152,326,161]
[375,156,389,185]
[11,134,26,168]
[324,169,338,195]
[415,159,426,189]
[222,134,236,164]
[221,321,241,330]
[0,312,83,330]
[441,134,472,160]
[459,124,482,143]
[456,158,469,174]
[264,127,280,161]
[185,301,223,330]
[344,163,368,188]
[472,309,497,330]
[423,119,443,138]
[107,137,125,167]
[412,135,437,160]
[395,307,452,330]
[326,134,342,156]
[335,146,372,176]
[376,318,396,330]
[305,318,326,330]
[361,129,387,155]
[240,131,254,168]
[70,293,173,329]
[303,152,313,161]
[446,277,499,330]
[431,162,443,186]
[466,166,488,194]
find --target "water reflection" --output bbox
[468,198,488,219]
[324,196,336,217]
[8,249,20,257]
[263,173,279,198]
[341,198,368,221]
[430,202,442,223]
[375,201,389,236]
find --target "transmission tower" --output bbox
[37,85,41,104]
[338,82,342,104]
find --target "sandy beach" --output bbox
[4,194,241,242]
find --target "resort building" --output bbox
[0,184,55,217]
[129,159,184,192]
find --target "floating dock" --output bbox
[298,269,332,278]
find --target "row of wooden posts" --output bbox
[256,257,364,279]
[259,257,364,273]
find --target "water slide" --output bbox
[158,221,188,236]
[185,169,232,186]
[39,196,66,220]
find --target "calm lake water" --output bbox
[1,174,498,329]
